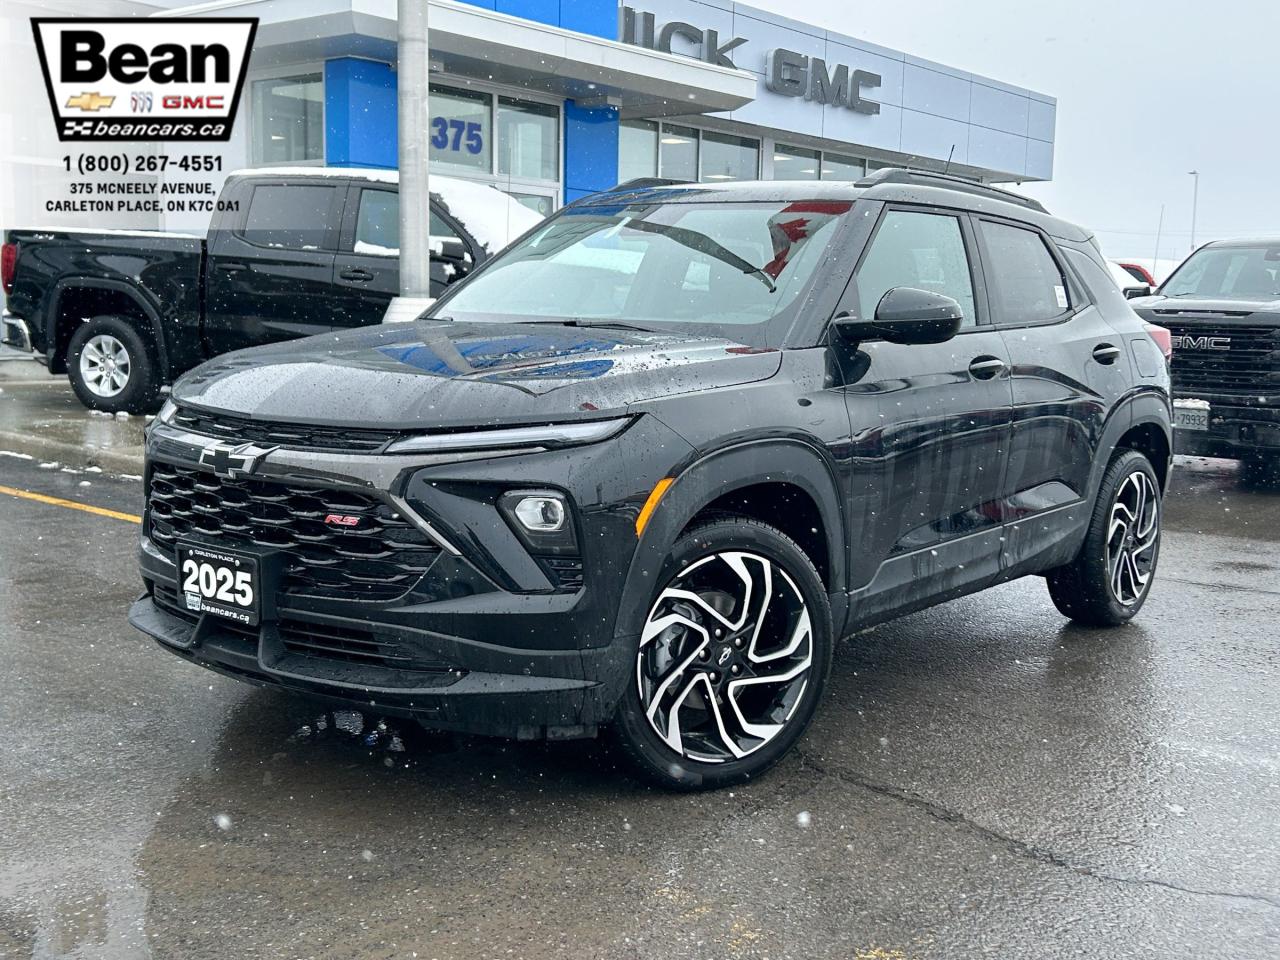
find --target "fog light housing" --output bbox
[499,489,577,556]
[512,495,566,532]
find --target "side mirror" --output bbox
[834,287,964,345]
[434,237,471,263]
[1123,284,1152,300]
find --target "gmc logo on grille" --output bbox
[324,514,361,527]
[1171,335,1231,351]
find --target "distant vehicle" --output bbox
[130,170,1172,790]
[1108,260,1152,297]
[1117,261,1157,286]
[1129,238,1280,481]
[1,169,542,413]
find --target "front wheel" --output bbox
[612,518,833,791]
[1046,450,1163,627]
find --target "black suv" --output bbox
[1129,238,1280,482]
[129,170,1173,789]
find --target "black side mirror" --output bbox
[834,287,964,345]
[1123,284,1152,300]
[434,237,471,263]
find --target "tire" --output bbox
[1240,453,1280,488]
[612,517,833,791]
[1045,450,1162,627]
[66,315,162,414]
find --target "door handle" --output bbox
[1092,343,1122,365]
[339,268,374,282]
[968,356,1006,380]
[218,261,248,273]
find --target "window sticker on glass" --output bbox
[1055,285,1068,309]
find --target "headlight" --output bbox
[385,417,630,455]
[155,398,178,425]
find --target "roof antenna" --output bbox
[943,144,956,175]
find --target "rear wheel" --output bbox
[612,518,833,791]
[66,315,161,414]
[1046,450,1162,626]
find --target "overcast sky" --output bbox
[750,0,1278,263]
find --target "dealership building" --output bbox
[144,0,1054,224]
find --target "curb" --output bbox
[0,428,144,477]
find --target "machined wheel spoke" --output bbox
[1105,470,1162,607]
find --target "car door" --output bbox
[971,217,1129,573]
[835,205,1014,621]
[331,184,478,328]
[204,179,345,355]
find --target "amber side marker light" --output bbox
[635,478,675,537]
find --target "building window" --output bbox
[700,131,759,181]
[659,124,699,181]
[821,153,866,180]
[429,85,491,174]
[619,120,658,183]
[498,97,559,182]
[252,75,323,164]
[773,144,820,180]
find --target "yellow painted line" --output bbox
[0,483,142,524]
[635,477,675,538]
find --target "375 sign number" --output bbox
[431,117,483,155]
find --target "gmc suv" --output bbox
[1129,239,1280,482]
[128,170,1173,790]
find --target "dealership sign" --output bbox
[31,18,257,142]
[621,5,881,115]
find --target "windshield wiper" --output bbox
[555,319,661,333]
[622,218,777,293]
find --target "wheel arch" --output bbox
[1087,388,1173,498]
[47,279,170,378]
[615,438,849,646]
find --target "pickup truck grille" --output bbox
[146,462,440,601]
[1157,317,1279,396]
[171,407,400,453]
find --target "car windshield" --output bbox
[1161,243,1280,300]
[435,198,854,344]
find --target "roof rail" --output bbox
[856,168,1047,213]
[606,177,695,192]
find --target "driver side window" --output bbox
[856,210,977,326]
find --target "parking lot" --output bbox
[1,358,1278,960]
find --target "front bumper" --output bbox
[131,415,686,737]
[1174,397,1280,458]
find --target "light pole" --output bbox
[385,0,431,323]
[1187,169,1199,252]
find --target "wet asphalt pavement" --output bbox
[2,426,1279,958]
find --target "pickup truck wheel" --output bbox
[1045,450,1162,627]
[67,316,161,414]
[612,518,833,791]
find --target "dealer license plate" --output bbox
[176,543,261,626]
[1174,406,1210,432]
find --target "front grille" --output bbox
[1158,318,1279,396]
[147,462,441,601]
[171,407,401,453]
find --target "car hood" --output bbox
[172,321,781,429]
[1131,294,1280,320]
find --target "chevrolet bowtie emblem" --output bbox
[66,92,116,112]
[198,441,279,480]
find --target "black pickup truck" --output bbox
[1130,237,1280,481]
[1,169,541,412]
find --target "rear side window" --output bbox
[353,189,463,256]
[242,185,336,250]
[979,220,1071,324]
[856,210,977,326]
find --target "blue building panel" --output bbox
[564,102,620,201]
[561,0,620,38]
[325,58,398,169]
[495,0,560,26]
